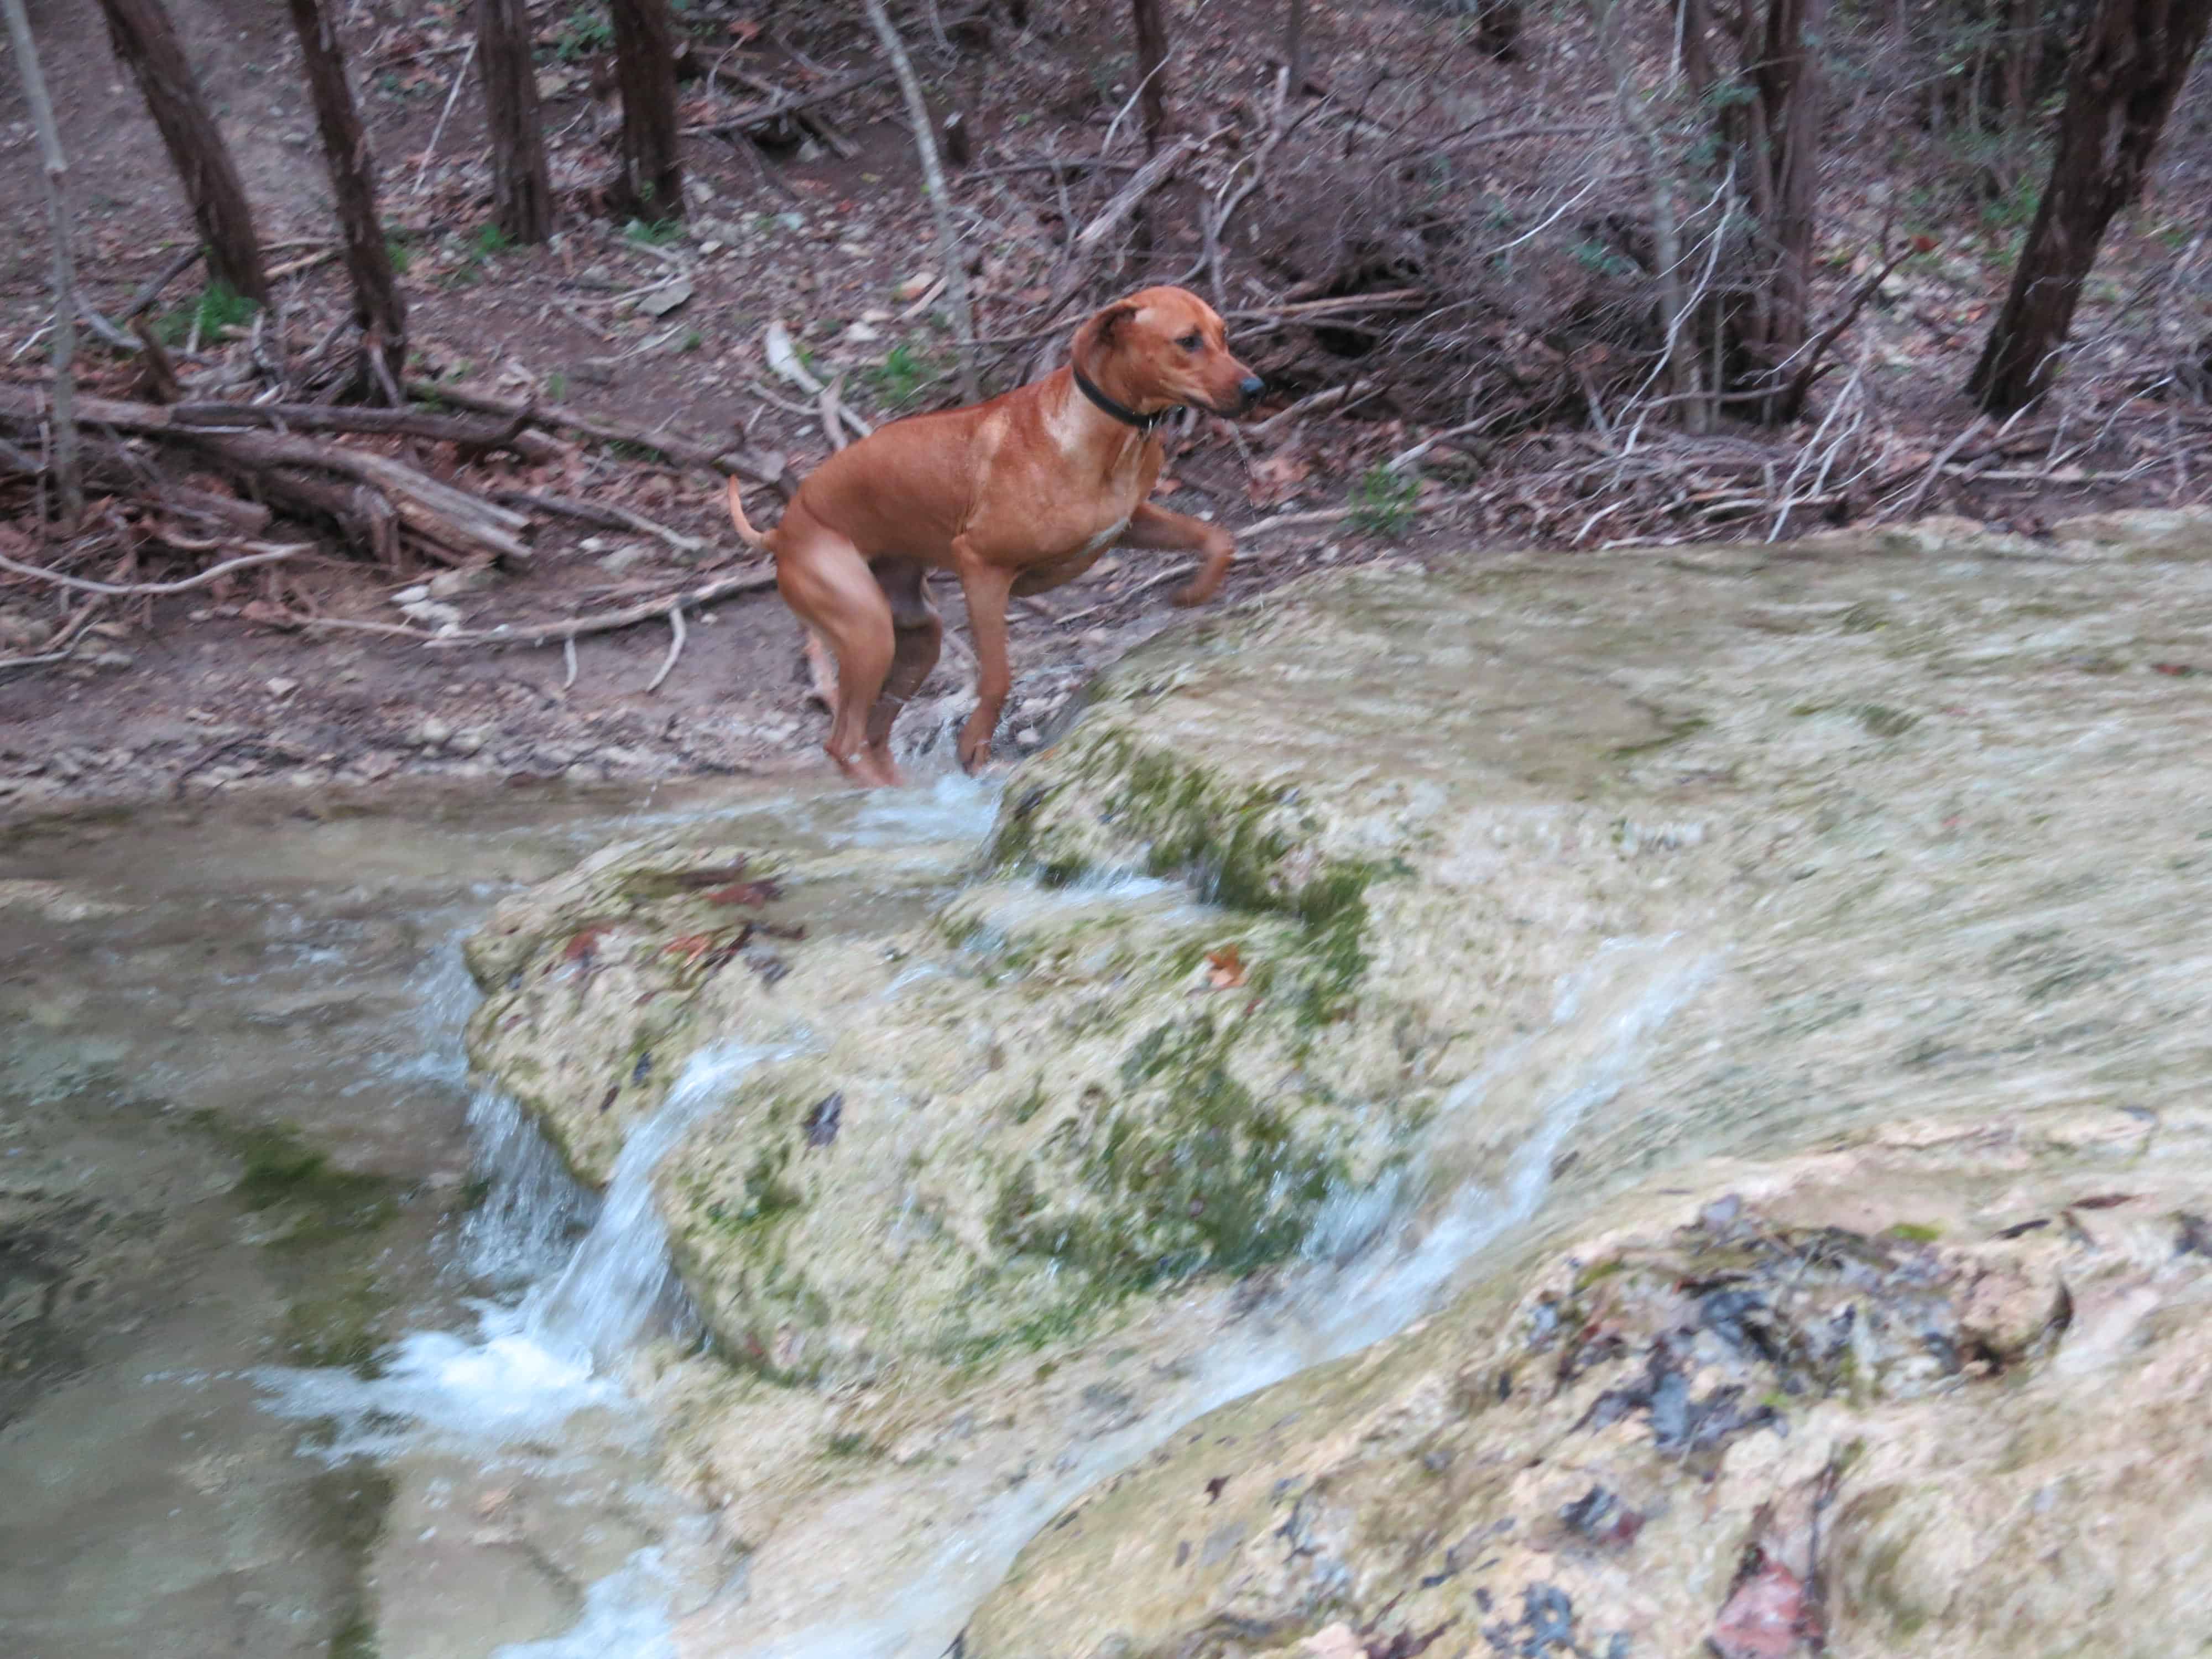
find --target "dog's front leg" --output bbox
[952,547,1016,773]
[1121,501,1237,607]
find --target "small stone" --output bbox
[894,272,936,302]
[449,727,491,756]
[640,275,693,317]
[400,599,465,630]
[267,677,298,697]
[413,717,454,748]
[392,583,431,607]
[843,320,883,345]
[599,544,654,573]
[429,567,495,598]
[88,650,133,670]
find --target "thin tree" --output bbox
[284,0,408,397]
[475,0,551,242]
[1969,0,2212,411]
[610,0,685,221]
[1,0,80,519]
[94,0,269,303]
[1131,0,1169,154]
[862,0,980,402]
[1674,0,1828,421]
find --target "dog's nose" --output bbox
[1239,375,1265,403]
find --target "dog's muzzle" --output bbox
[1214,374,1266,417]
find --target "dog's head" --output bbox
[1072,286,1264,419]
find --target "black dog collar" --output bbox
[1072,363,1178,434]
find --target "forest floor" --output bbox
[3,0,2209,820]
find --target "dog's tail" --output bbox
[726,476,772,552]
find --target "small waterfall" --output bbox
[523,1045,778,1369]
[461,1087,598,1291]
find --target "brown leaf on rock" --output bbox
[1709,1557,1813,1658]
[561,924,615,964]
[705,878,784,907]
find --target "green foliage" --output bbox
[549,6,612,61]
[865,342,945,411]
[1349,465,1420,539]
[156,280,258,346]
[625,217,684,247]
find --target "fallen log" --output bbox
[162,397,559,460]
[410,380,791,492]
[0,386,533,566]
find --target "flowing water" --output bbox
[0,765,1718,1659]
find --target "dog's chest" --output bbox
[1042,456,1143,557]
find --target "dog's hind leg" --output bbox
[775,527,898,785]
[861,556,942,780]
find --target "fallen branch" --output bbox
[151,396,557,458]
[121,245,204,320]
[0,388,536,567]
[686,62,896,138]
[1225,288,1427,323]
[416,565,777,648]
[1887,414,1988,522]
[646,601,687,691]
[487,489,707,552]
[408,380,790,491]
[0,538,314,596]
[1073,133,1200,252]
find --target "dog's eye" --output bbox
[1178,332,1202,351]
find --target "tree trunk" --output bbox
[861,0,980,402]
[1131,0,1169,154]
[609,0,686,221]
[1757,0,1825,419]
[2,0,81,520]
[1970,0,2212,411]
[1478,0,1524,58]
[94,0,269,302]
[475,0,551,243]
[284,0,406,397]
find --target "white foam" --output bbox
[252,1304,630,1463]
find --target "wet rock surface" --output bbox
[962,1112,2212,1659]
[463,512,2212,1657]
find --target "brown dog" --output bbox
[727,285,1262,786]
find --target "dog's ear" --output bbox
[1089,302,1140,348]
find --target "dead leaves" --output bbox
[1708,1557,1815,1659]
[1247,445,1313,509]
[705,878,784,907]
[1204,945,1248,989]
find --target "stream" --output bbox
[1,768,1707,1659]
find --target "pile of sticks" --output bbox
[0,380,789,577]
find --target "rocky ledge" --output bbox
[465,510,2212,1655]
